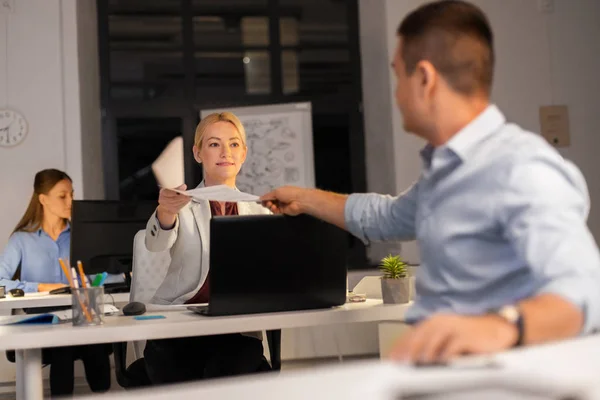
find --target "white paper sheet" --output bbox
[170,185,260,202]
[152,136,185,189]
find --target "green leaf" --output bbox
[378,254,407,279]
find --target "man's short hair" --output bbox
[397,0,494,96]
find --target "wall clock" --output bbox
[0,109,28,148]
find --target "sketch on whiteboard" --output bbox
[236,116,305,194]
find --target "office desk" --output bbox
[77,335,600,400]
[0,299,408,400]
[0,292,130,314]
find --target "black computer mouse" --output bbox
[9,288,24,297]
[122,301,146,316]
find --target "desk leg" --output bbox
[16,349,42,400]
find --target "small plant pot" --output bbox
[381,278,411,304]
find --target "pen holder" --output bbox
[71,287,104,326]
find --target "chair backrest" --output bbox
[130,230,171,304]
[130,230,171,359]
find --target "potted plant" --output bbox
[379,254,411,304]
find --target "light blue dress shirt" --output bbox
[0,226,72,292]
[0,225,125,293]
[345,105,600,333]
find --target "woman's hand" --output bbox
[157,184,191,229]
[38,283,67,292]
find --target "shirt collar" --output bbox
[444,104,506,162]
[419,144,435,170]
[37,222,71,237]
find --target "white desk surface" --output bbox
[491,333,600,386]
[0,292,130,311]
[77,335,600,400]
[0,299,408,351]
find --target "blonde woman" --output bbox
[144,112,270,384]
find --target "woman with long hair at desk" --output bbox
[0,169,111,396]
[144,112,270,384]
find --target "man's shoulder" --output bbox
[495,122,557,159]
[490,124,588,201]
[478,122,567,174]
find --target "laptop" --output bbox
[188,214,348,316]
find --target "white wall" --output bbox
[376,0,600,263]
[0,0,103,248]
[357,0,403,263]
[0,0,102,385]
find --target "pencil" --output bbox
[77,261,88,289]
[61,260,92,322]
[58,258,73,288]
[77,261,94,317]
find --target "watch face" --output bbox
[0,109,28,148]
[499,305,520,324]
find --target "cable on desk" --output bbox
[106,294,115,307]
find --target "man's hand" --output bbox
[389,314,517,364]
[260,186,308,216]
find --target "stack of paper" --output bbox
[170,185,260,203]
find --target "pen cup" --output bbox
[71,287,104,326]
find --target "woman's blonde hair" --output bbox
[13,169,72,233]
[194,112,247,149]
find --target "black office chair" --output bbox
[113,328,282,388]
[112,342,151,388]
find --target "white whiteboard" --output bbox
[200,102,314,195]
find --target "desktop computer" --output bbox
[70,200,158,293]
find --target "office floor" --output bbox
[0,355,376,399]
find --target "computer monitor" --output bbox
[70,200,157,292]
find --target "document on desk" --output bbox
[169,185,260,202]
[0,314,59,325]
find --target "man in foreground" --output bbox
[261,0,600,363]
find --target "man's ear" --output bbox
[192,145,202,164]
[416,60,437,99]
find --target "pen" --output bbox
[71,268,80,288]
[97,272,108,287]
[91,273,104,287]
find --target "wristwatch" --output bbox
[490,304,524,347]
